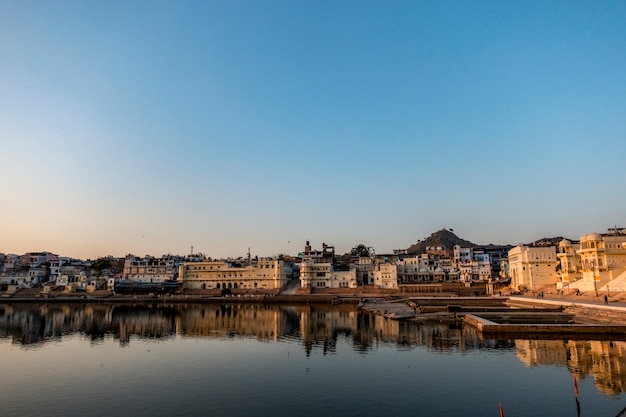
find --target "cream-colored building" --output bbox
[556,239,582,287]
[508,245,558,291]
[299,262,357,289]
[575,231,626,292]
[372,262,398,289]
[180,259,288,290]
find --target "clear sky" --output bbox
[1,0,625,259]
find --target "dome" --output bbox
[582,232,602,241]
[559,239,571,247]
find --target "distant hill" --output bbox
[527,236,570,247]
[406,229,477,255]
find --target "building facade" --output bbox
[372,262,398,289]
[123,255,181,282]
[508,245,558,291]
[299,262,357,289]
[556,239,582,287]
[575,231,626,292]
[181,259,288,291]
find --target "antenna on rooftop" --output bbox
[191,245,194,255]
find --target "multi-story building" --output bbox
[350,256,374,285]
[397,255,427,283]
[453,246,492,281]
[556,239,582,287]
[397,254,460,283]
[299,262,357,289]
[575,230,626,292]
[297,241,357,289]
[2,254,21,272]
[301,241,335,263]
[372,262,398,289]
[123,255,181,282]
[49,257,71,282]
[27,252,57,267]
[480,246,511,277]
[508,244,558,291]
[181,258,288,291]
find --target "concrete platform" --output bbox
[463,313,626,336]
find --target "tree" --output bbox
[350,244,371,258]
[92,258,112,277]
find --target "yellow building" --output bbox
[556,239,582,287]
[576,231,626,292]
[508,245,558,292]
[180,259,288,290]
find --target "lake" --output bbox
[0,302,625,416]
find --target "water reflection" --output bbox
[516,339,626,395]
[1,302,625,395]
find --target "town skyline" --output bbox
[1,225,621,261]
[2,2,625,260]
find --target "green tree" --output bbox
[350,244,371,258]
[92,258,112,276]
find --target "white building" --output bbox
[453,246,492,281]
[299,262,357,289]
[397,254,460,284]
[372,262,398,289]
[123,255,181,283]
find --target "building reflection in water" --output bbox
[1,302,625,394]
[516,339,626,395]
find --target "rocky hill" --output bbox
[528,236,569,247]
[406,229,477,255]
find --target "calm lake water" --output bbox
[0,302,625,417]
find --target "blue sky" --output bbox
[1,0,625,259]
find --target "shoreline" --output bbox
[0,293,364,304]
